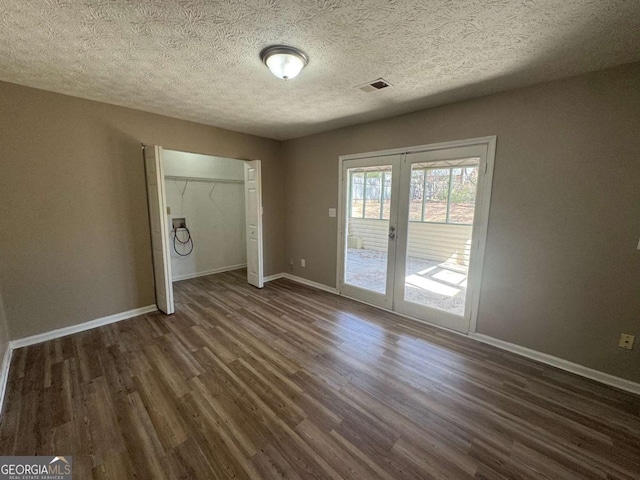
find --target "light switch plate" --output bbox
[329,208,336,217]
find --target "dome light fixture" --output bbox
[260,45,308,80]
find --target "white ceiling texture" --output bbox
[1,1,640,140]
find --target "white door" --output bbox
[244,160,264,288]
[393,143,490,332]
[143,145,174,314]
[339,137,495,333]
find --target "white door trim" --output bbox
[143,144,174,314]
[337,136,496,333]
[468,137,496,332]
[244,160,264,288]
[339,136,496,161]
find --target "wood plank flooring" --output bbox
[1,269,639,479]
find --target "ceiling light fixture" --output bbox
[260,45,308,80]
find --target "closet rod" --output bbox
[164,175,244,184]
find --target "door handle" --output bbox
[389,225,396,240]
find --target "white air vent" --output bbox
[356,78,392,93]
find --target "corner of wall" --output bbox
[278,138,292,277]
[0,285,12,416]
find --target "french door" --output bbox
[338,137,495,333]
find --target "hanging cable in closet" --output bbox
[164,175,243,257]
[172,224,194,256]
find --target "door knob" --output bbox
[389,226,396,239]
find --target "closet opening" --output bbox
[164,149,248,282]
[143,145,263,315]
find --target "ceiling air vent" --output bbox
[357,78,392,93]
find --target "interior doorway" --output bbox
[143,145,264,314]
[337,137,496,333]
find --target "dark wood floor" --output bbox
[1,270,639,479]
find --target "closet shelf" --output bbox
[164,175,244,184]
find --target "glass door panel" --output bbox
[341,155,401,309]
[344,166,391,293]
[403,160,478,316]
[394,145,487,332]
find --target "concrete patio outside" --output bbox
[345,248,468,316]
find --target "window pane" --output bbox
[409,168,424,221]
[449,166,478,224]
[350,172,364,218]
[345,165,393,295]
[424,168,449,222]
[364,172,382,219]
[382,171,392,219]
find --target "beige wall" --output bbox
[282,62,640,383]
[1,63,638,384]
[0,81,284,339]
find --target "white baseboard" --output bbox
[10,304,158,350]
[2,279,637,420]
[470,333,640,395]
[264,273,639,395]
[0,346,12,416]
[284,274,338,294]
[265,272,338,294]
[263,273,285,283]
[172,264,247,282]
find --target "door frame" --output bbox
[336,136,496,333]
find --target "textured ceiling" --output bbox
[1,1,640,140]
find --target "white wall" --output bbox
[163,150,246,281]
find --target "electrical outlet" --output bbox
[618,334,635,350]
[301,259,306,267]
